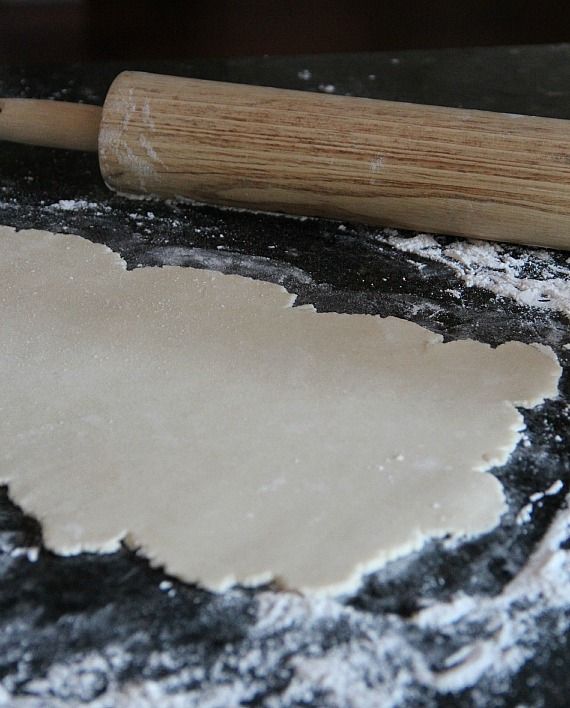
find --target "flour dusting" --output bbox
[380,232,570,318]
[8,497,570,706]
[49,199,99,212]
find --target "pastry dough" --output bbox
[0,226,561,594]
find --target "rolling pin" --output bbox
[1,70,570,250]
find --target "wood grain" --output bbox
[98,71,570,249]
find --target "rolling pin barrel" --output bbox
[2,71,570,249]
[99,71,570,250]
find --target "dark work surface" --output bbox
[0,45,569,706]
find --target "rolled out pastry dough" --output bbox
[0,226,561,594]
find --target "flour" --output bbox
[49,199,99,212]
[143,245,313,285]
[380,232,570,318]
[517,482,564,525]
[9,496,570,706]
[516,503,534,525]
[47,200,113,218]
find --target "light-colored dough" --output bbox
[0,226,561,595]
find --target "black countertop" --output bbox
[0,45,569,707]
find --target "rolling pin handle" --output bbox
[0,98,101,152]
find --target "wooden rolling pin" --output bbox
[1,70,570,250]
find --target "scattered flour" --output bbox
[516,480,563,525]
[7,497,570,706]
[49,199,100,212]
[144,245,313,285]
[381,233,570,318]
[516,503,534,526]
[532,480,564,502]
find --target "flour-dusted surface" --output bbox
[379,232,570,318]
[1,47,569,706]
[2,494,570,707]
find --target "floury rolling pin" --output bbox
[1,70,570,249]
